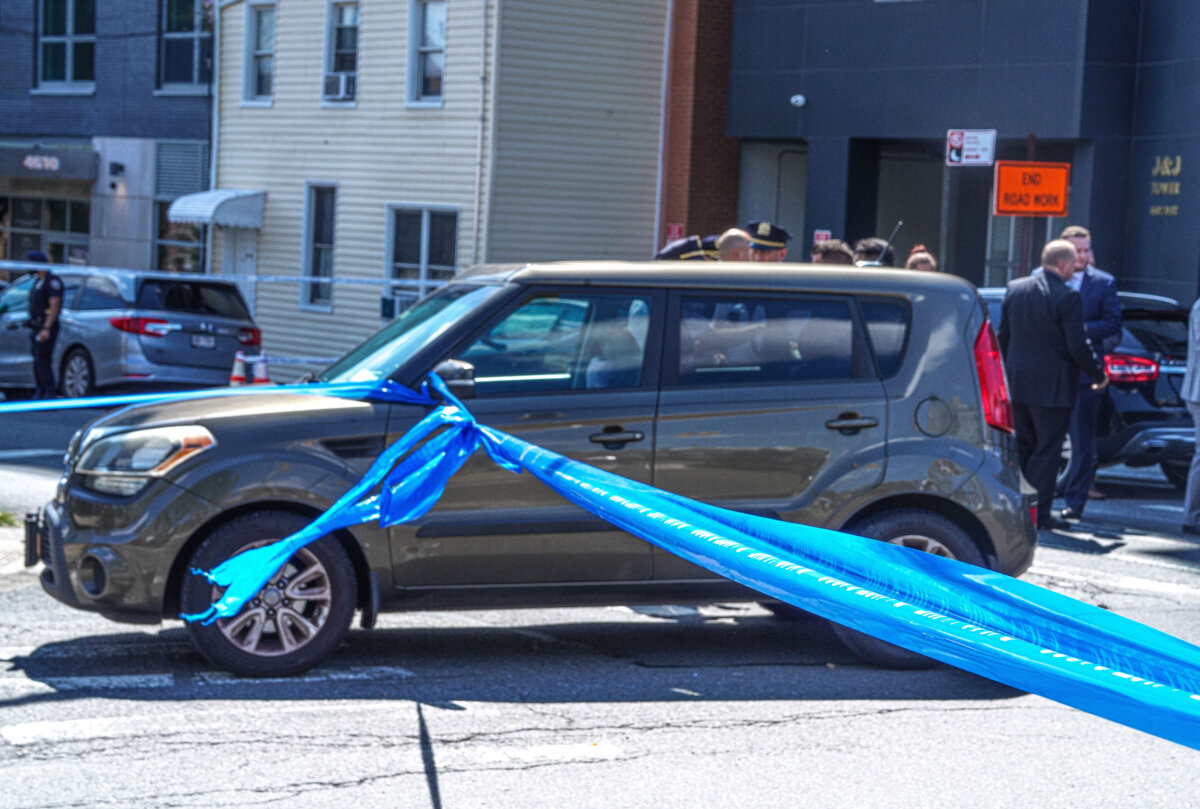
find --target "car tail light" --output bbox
[1105,353,1158,384]
[109,316,172,337]
[1030,505,1038,529]
[237,327,262,346]
[974,322,1014,434]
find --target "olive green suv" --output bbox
[33,262,1036,675]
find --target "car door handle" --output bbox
[825,414,879,434]
[589,429,645,448]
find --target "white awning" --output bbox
[168,189,265,229]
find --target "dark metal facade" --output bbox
[729,0,1199,301]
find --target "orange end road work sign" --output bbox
[993,160,1071,217]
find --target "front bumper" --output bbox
[34,481,216,624]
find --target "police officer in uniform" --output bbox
[746,220,791,261]
[26,250,63,399]
[654,235,709,261]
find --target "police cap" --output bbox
[745,221,792,251]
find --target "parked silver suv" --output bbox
[33,262,1036,675]
[0,267,260,398]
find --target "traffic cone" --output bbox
[251,353,271,385]
[229,351,247,386]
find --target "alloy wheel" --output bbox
[212,545,334,657]
[887,533,955,558]
[61,352,92,398]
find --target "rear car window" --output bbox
[859,297,911,377]
[136,280,251,319]
[1121,309,1188,358]
[676,294,869,385]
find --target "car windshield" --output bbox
[0,275,33,316]
[318,283,507,384]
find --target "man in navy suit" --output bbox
[1000,240,1109,531]
[1058,225,1121,522]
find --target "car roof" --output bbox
[977,286,1182,309]
[461,260,980,297]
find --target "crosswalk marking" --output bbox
[0,664,417,707]
[2,716,140,746]
[195,665,414,685]
[42,674,175,690]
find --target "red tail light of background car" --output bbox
[1104,353,1158,384]
[110,317,261,347]
[109,316,173,337]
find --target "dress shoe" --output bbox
[1038,516,1073,531]
[1060,506,1084,521]
[1087,488,1106,500]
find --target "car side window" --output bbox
[676,294,868,385]
[459,292,651,395]
[75,276,125,311]
[858,297,911,378]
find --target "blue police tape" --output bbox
[6,375,1200,747]
[176,374,1200,750]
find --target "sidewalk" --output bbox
[0,524,32,576]
[0,463,59,577]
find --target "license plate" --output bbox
[191,333,217,349]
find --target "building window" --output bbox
[387,205,457,309]
[39,0,96,86]
[160,0,214,88]
[0,196,89,263]
[155,202,205,272]
[408,0,444,104]
[244,2,276,101]
[303,185,336,308]
[323,2,358,101]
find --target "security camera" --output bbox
[789,94,806,108]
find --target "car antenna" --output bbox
[880,220,903,264]
[857,220,902,267]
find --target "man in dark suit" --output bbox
[1058,225,1121,520]
[999,240,1109,531]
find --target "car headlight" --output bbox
[74,425,217,496]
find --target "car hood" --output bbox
[78,389,389,447]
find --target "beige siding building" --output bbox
[174,0,670,379]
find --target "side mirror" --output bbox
[432,358,476,400]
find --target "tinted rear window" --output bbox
[677,294,869,385]
[859,297,911,377]
[136,280,251,319]
[1121,309,1188,356]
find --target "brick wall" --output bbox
[658,0,739,248]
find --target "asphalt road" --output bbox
[0,407,1198,806]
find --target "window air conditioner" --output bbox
[323,73,356,100]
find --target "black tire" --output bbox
[1054,433,1072,494]
[831,509,985,670]
[180,510,357,677]
[1161,460,1189,492]
[59,347,95,398]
